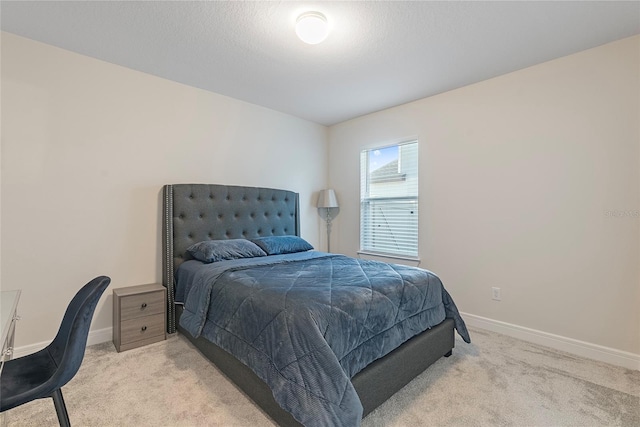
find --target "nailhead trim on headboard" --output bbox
[161,184,300,334]
[162,185,176,333]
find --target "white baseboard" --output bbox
[12,326,113,359]
[13,316,640,371]
[462,312,640,371]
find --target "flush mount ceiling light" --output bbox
[295,12,329,44]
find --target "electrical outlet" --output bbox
[491,287,501,301]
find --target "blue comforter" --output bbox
[179,251,470,426]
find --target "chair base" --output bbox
[52,389,70,427]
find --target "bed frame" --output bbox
[162,184,455,425]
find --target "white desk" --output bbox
[1,290,21,375]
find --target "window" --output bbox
[360,140,418,258]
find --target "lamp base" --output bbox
[325,209,333,253]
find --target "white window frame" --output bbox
[359,140,419,260]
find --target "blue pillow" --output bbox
[187,239,267,263]
[250,236,314,255]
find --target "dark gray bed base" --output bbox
[162,184,455,425]
[176,305,454,426]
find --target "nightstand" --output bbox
[113,283,166,352]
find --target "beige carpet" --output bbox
[3,327,639,426]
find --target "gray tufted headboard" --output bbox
[162,184,300,333]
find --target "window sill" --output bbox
[357,251,421,265]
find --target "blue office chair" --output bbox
[0,276,110,427]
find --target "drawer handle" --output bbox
[141,326,147,332]
[141,303,147,309]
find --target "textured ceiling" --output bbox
[1,1,639,126]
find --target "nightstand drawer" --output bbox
[120,313,165,344]
[119,291,164,321]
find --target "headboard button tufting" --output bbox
[163,184,300,335]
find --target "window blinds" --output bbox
[360,141,418,258]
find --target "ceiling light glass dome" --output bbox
[295,12,329,44]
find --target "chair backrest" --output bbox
[46,276,110,388]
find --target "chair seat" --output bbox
[1,348,59,411]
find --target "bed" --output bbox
[162,183,470,426]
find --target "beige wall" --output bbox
[1,33,328,348]
[329,36,640,355]
[2,31,639,359]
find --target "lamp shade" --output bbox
[317,189,339,208]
